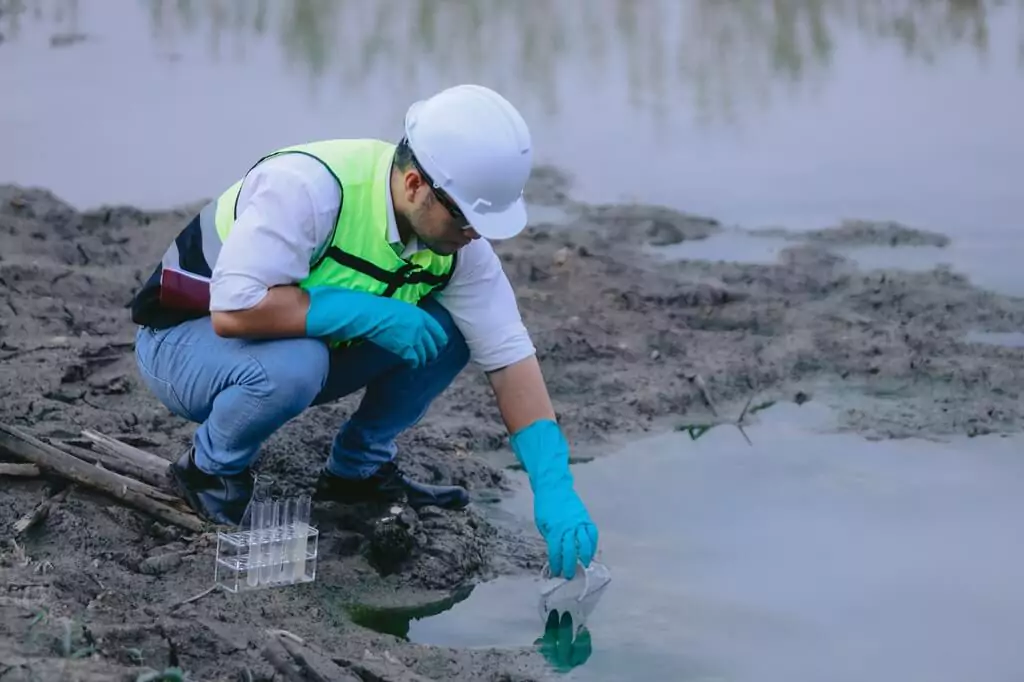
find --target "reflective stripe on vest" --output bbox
[160,198,222,277]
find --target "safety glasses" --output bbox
[400,138,469,227]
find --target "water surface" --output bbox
[966,330,1024,348]
[2,0,1021,245]
[390,402,1024,681]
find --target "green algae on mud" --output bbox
[2,166,1024,679]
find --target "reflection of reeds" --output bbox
[4,0,1022,120]
[1,0,79,36]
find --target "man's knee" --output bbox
[251,338,331,412]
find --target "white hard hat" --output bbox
[404,84,532,240]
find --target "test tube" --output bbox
[260,499,280,586]
[246,499,263,588]
[275,497,294,583]
[246,474,275,588]
[289,495,311,582]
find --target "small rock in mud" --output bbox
[136,552,183,575]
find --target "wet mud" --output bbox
[751,218,952,247]
[2,168,1024,681]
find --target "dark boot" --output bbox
[168,447,254,526]
[313,461,469,510]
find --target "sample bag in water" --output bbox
[537,560,612,631]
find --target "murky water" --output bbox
[2,1,1022,241]
[966,330,1024,348]
[363,401,1024,681]
[652,229,1024,296]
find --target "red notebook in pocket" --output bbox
[159,266,211,313]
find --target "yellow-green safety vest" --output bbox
[212,138,456,306]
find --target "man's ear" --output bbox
[403,169,425,204]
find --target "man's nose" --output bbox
[464,226,481,240]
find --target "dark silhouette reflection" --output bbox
[535,609,594,672]
[344,586,595,673]
[345,583,476,640]
[350,589,598,667]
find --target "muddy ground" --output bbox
[2,168,1024,681]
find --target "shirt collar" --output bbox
[385,159,424,259]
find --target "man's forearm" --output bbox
[487,354,557,434]
[211,285,311,338]
[490,353,598,577]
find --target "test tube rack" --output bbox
[214,495,319,593]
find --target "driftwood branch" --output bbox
[0,424,204,532]
[262,631,362,682]
[80,429,173,470]
[0,463,40,478]
[262,636,307,682]
[52,439,170,490]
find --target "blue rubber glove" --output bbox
[305,286,448,368]
[511,419,599,579]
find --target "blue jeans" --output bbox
[133,296,469,478]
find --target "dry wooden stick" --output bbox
[0,424,204,532]
[12,486,70,536]
[265,631,361,682]
[167,584,221,610]
[80,429,174,469]
[0,463,40,478]
[261,636,306,682]
[19,433,179,505]
[52,439,169,490]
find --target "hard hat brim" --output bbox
[457,194,528,240]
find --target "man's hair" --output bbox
[393,137,417,172]
[393,137,437,207]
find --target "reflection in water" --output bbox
[534,610,593,673]
[1,0,81,39]
[346,583,594,674]
[345,584,475,640]
[3,0,1021,122]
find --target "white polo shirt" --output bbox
[208,151,536,373]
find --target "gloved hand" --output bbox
[511,419,598,579]
[305,286,448,368]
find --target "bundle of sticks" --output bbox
[0,423,204,533]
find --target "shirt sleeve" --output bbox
[436,238,537,372]
[209,153,341,312]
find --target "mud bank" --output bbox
[2,169,1024,681]
[750,218,952,247]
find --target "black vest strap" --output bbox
[323,246,457,298]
